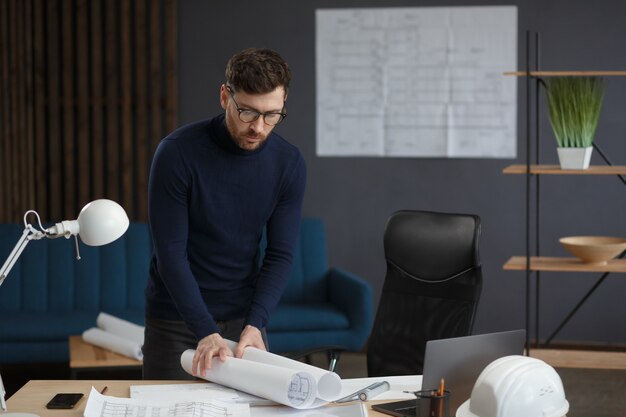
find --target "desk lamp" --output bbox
[0,199,129,416]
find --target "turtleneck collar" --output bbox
[209,113,268,156]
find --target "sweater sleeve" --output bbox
[245,152,307,330]
[148,139,220,339]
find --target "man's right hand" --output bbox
[192,333,233,376]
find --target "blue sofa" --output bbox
[0,219,372,364]
[0,223,151,363]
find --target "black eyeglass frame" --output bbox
[226,85,287,126]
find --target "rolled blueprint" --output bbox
[181,349,317,409]
[96,312,144,345]
[82,327,143,360]
[224,339,342,401]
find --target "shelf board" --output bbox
[503,164,626,175]
[503,256,626,273]
[528,348,626,370]
[504,70,626,77]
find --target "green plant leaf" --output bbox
[545,76,605,148]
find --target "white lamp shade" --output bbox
[77,199,130,246]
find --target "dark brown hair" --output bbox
[225,48,291,96]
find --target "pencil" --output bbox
[100,386,108,395]
[438,378,445,417]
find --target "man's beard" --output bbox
[227,120,268,151]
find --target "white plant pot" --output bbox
[557,146,593,170]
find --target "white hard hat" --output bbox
[456,355,569,417]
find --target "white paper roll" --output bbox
[180,349,317,409]
[82,327,143,360]
[96,312,144,345]
[224,340,342,401]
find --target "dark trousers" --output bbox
[142,317,268,380]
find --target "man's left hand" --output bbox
[234,325,266,358]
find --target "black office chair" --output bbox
[367,210,482,377]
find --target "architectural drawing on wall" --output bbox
[315,6,517,158]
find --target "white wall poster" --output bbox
[315,6,517,158]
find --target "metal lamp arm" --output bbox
[0,212,47,286]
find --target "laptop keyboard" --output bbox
[394,405,417,417]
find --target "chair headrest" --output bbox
[384,210,481,281]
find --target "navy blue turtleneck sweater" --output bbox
[145,114,306,340]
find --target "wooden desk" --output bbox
[69,336,142,378]
[6,380,191,416]
[6,379,406,417]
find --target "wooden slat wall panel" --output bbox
[149,0,162,173]
[8,0,18,216]
[23,0,36,214]
[135,0,148,221]
[120,0,134,218]
[165,0,177,133]
[61,0,76,216]
[76,0,90,209]
[2,1,8,216]
[104,0,120,206]
[0,0,178,223]
[8,0,18,218]
[47,0,62,221]
[33,0,47,218]
[90,0,104,199]
[0,0,9,221]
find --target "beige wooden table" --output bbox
[6,380,190,416]
[68,335,142,378]
[6,379,394,417]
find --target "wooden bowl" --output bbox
[559,236,626,264]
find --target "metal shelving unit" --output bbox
[503,31,626,352]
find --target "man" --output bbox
[143,48,306,379]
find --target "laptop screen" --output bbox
[372,329,525,416]
[421,329,526,411]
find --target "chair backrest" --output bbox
[367,210,482,377]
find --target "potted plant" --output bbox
[545,76,605,170]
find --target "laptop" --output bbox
[371,329,525,416]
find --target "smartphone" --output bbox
[45,393,84,409]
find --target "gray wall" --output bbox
[178,0,626,346]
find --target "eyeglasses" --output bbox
[227,86,286,126]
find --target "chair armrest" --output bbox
[328,267,373,346]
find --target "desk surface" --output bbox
[7,380,170,416]
[7,378,420,417]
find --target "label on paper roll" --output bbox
[288,372,315,407]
